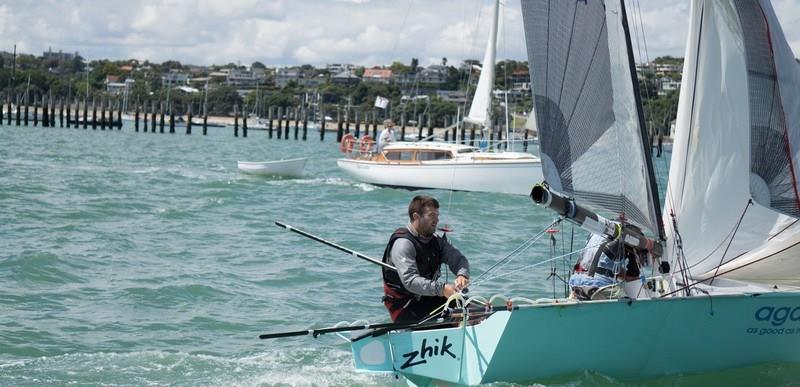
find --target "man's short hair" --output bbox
[408,195,439,221]
[383,119,395,127]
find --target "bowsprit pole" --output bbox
[260,321,405,339]
[259,307,495,340]
[274,221,396,271]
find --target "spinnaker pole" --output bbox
[274,221,396,271]
[530,184,663,257]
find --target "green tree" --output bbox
[441,66,461,91]
[161,60,183,70]
[389,61,410,74]
[205,85,242,116]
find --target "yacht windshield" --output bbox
[418,151,452,161]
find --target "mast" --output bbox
[504,90,509,150]
[203,79,209,117]
[485,0,498,132]
[620,0,666,241]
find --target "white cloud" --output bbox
[0,0,797,67]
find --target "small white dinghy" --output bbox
[237,157,307,178]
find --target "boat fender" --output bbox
[359,135,374,153]
[340,134,356,153]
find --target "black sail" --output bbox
[521,0,663,238]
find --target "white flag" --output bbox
[374,96,389,109]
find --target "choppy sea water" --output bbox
[1,123,799,386]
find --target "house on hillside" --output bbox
[162,70,189,87]
[42,47,78,61]
[417,65,447,84]
[276,67,301,88]
[331,69,360,85]
[209,69,229,82]
[658,76,681,96]
[509,69,530,93]
[327,63,356,74]
[436,90,467,104]
[106,76,134,95]
[363,67,392,84]
[227,67,266,88]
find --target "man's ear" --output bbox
[411,212,419,221]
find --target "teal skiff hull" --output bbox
[352,292,800,385]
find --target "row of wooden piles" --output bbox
[0,95,532,150]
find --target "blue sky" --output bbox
[0,0,798,67]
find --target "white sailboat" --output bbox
[349,0,800,384]
[336,0,542,195]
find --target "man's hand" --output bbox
[442,284,457,298]
[442,276,470,297]
[454,275,469,292]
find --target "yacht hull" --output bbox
[352,292,800,385]
[336,158,542,195]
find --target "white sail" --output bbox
[665,0,800,285]
[465,0,500,129]
[524,107,537,134]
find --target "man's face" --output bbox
[415,207,439,237]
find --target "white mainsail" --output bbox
[464,0,500,129]
[665,0,800,285]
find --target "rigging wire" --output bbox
[389,0,415,65]
[471,245,592,289]
[677,199,760,273]
[469,217,563,288]
[709,199,753,285]
[443,0,500,238]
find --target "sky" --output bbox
[0,0,798,68]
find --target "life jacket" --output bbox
[381,228,443,320]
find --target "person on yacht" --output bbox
[569,233,643,300]
[377,119,396,153]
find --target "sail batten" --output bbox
[522,0,662,237]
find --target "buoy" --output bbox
[340,133,356,153]
[359,135,374,153]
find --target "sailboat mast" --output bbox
[485,0,498,132]
[504,90,509,151]
[203,79,209,117]
[619,0,666,241]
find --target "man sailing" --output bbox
[382,195,470,322]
